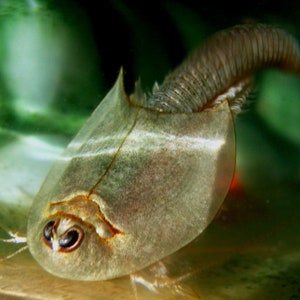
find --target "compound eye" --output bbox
[43,220,55,244]
[58,228,83,252]
[42,219,83,252]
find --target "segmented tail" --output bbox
[147,24,300,113]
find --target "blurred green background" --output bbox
[0,0,299,299]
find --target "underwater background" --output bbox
[0,0,299,299]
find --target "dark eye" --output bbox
[59,229,80,249]
[43,221,55,242]
[42,219,83,252]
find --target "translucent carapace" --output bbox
[27,24,300,280]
